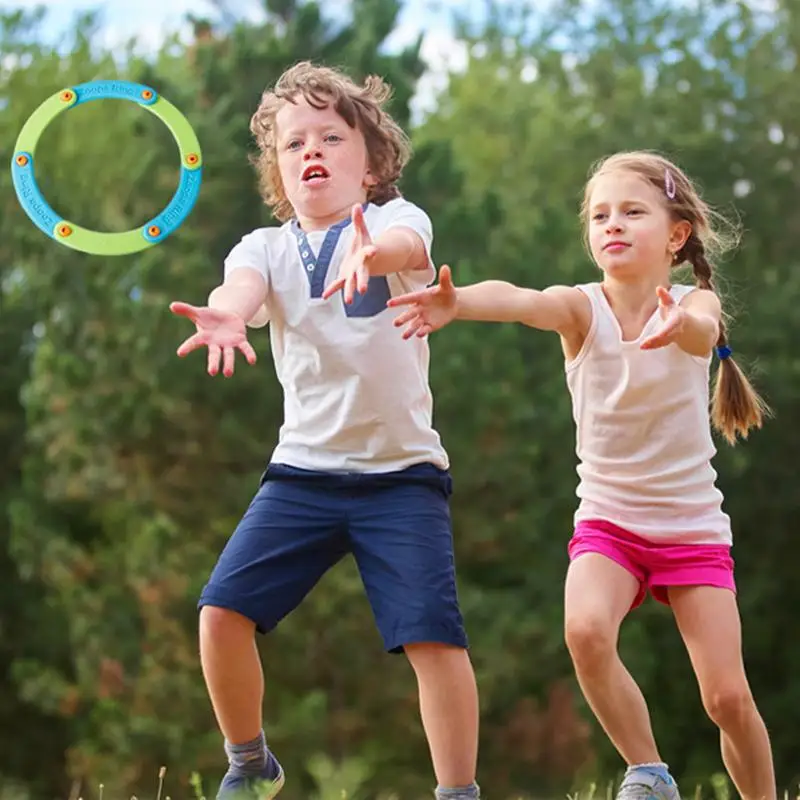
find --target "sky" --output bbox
[0,0,475,119]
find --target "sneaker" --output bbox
[616,767,680,800]
[217,750,285,799]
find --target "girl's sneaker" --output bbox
[616,766,680,800]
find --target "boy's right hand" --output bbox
[170,302,257,377]
[387,264,458,339]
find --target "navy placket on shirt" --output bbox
[290,208,390,318]
[291,215,354,299]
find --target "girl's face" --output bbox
[587,170,690,280]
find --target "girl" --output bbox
[388,151,775,800]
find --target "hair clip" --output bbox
[664,169,677,200]
[716,345,732,360]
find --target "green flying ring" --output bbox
[11,79,202,256]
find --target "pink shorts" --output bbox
[568,519,736,609]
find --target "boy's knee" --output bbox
[200,605,256,643]
[404,641,469,673]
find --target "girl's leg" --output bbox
[565,553,662,765]
[669,586,775,800]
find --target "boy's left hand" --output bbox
[322,204,377,304]
[640,286,686,350]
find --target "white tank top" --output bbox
[564,282,732,545]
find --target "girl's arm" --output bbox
[388,265,591,343]
[675,289,722,356]
[455,281,589,336]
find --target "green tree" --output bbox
[3,0,800,797]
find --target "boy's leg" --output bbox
[199,465,349,797]
[668,585,775,800]
[347,465,479,799]
[404,642,479,795]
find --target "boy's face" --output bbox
[275,95,375,230]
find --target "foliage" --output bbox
[1,0,798,798]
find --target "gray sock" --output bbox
[435,783,480,799]
[224,730,267,777]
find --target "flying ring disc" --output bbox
[11,79,202,256]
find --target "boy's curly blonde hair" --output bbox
[249,61,412,222]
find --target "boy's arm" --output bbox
[368,225,428,276]
[371,199,434,280]
[455,281,589,336]
[170,250,268,376]
[208,267,268,325]
[324,201,432,302]
[209,230,271,326]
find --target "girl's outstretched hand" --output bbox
[387,264,458,339]
[170,301,257,377]
[640,286,686,350]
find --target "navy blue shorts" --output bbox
[198,462,468,654]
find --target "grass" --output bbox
[6,767,797,800]
[569,774,800,800]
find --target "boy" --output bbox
[170,61,481,800]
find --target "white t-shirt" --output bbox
[223,197,449,473]
[565,282,732,545]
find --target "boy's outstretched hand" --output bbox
[170,302,257,377]
[387,264,458,339]
[322,204,377,304]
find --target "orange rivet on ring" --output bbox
[58,224,73,237]
[148,225,161,237]
[142,89,154,100]
[15,154,28,166]
[60,90,74,102]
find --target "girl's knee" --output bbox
[564,614,617,665]
[702,681,755,728]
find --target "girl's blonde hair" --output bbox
[581,151,770,445]
[249,61,411,222]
